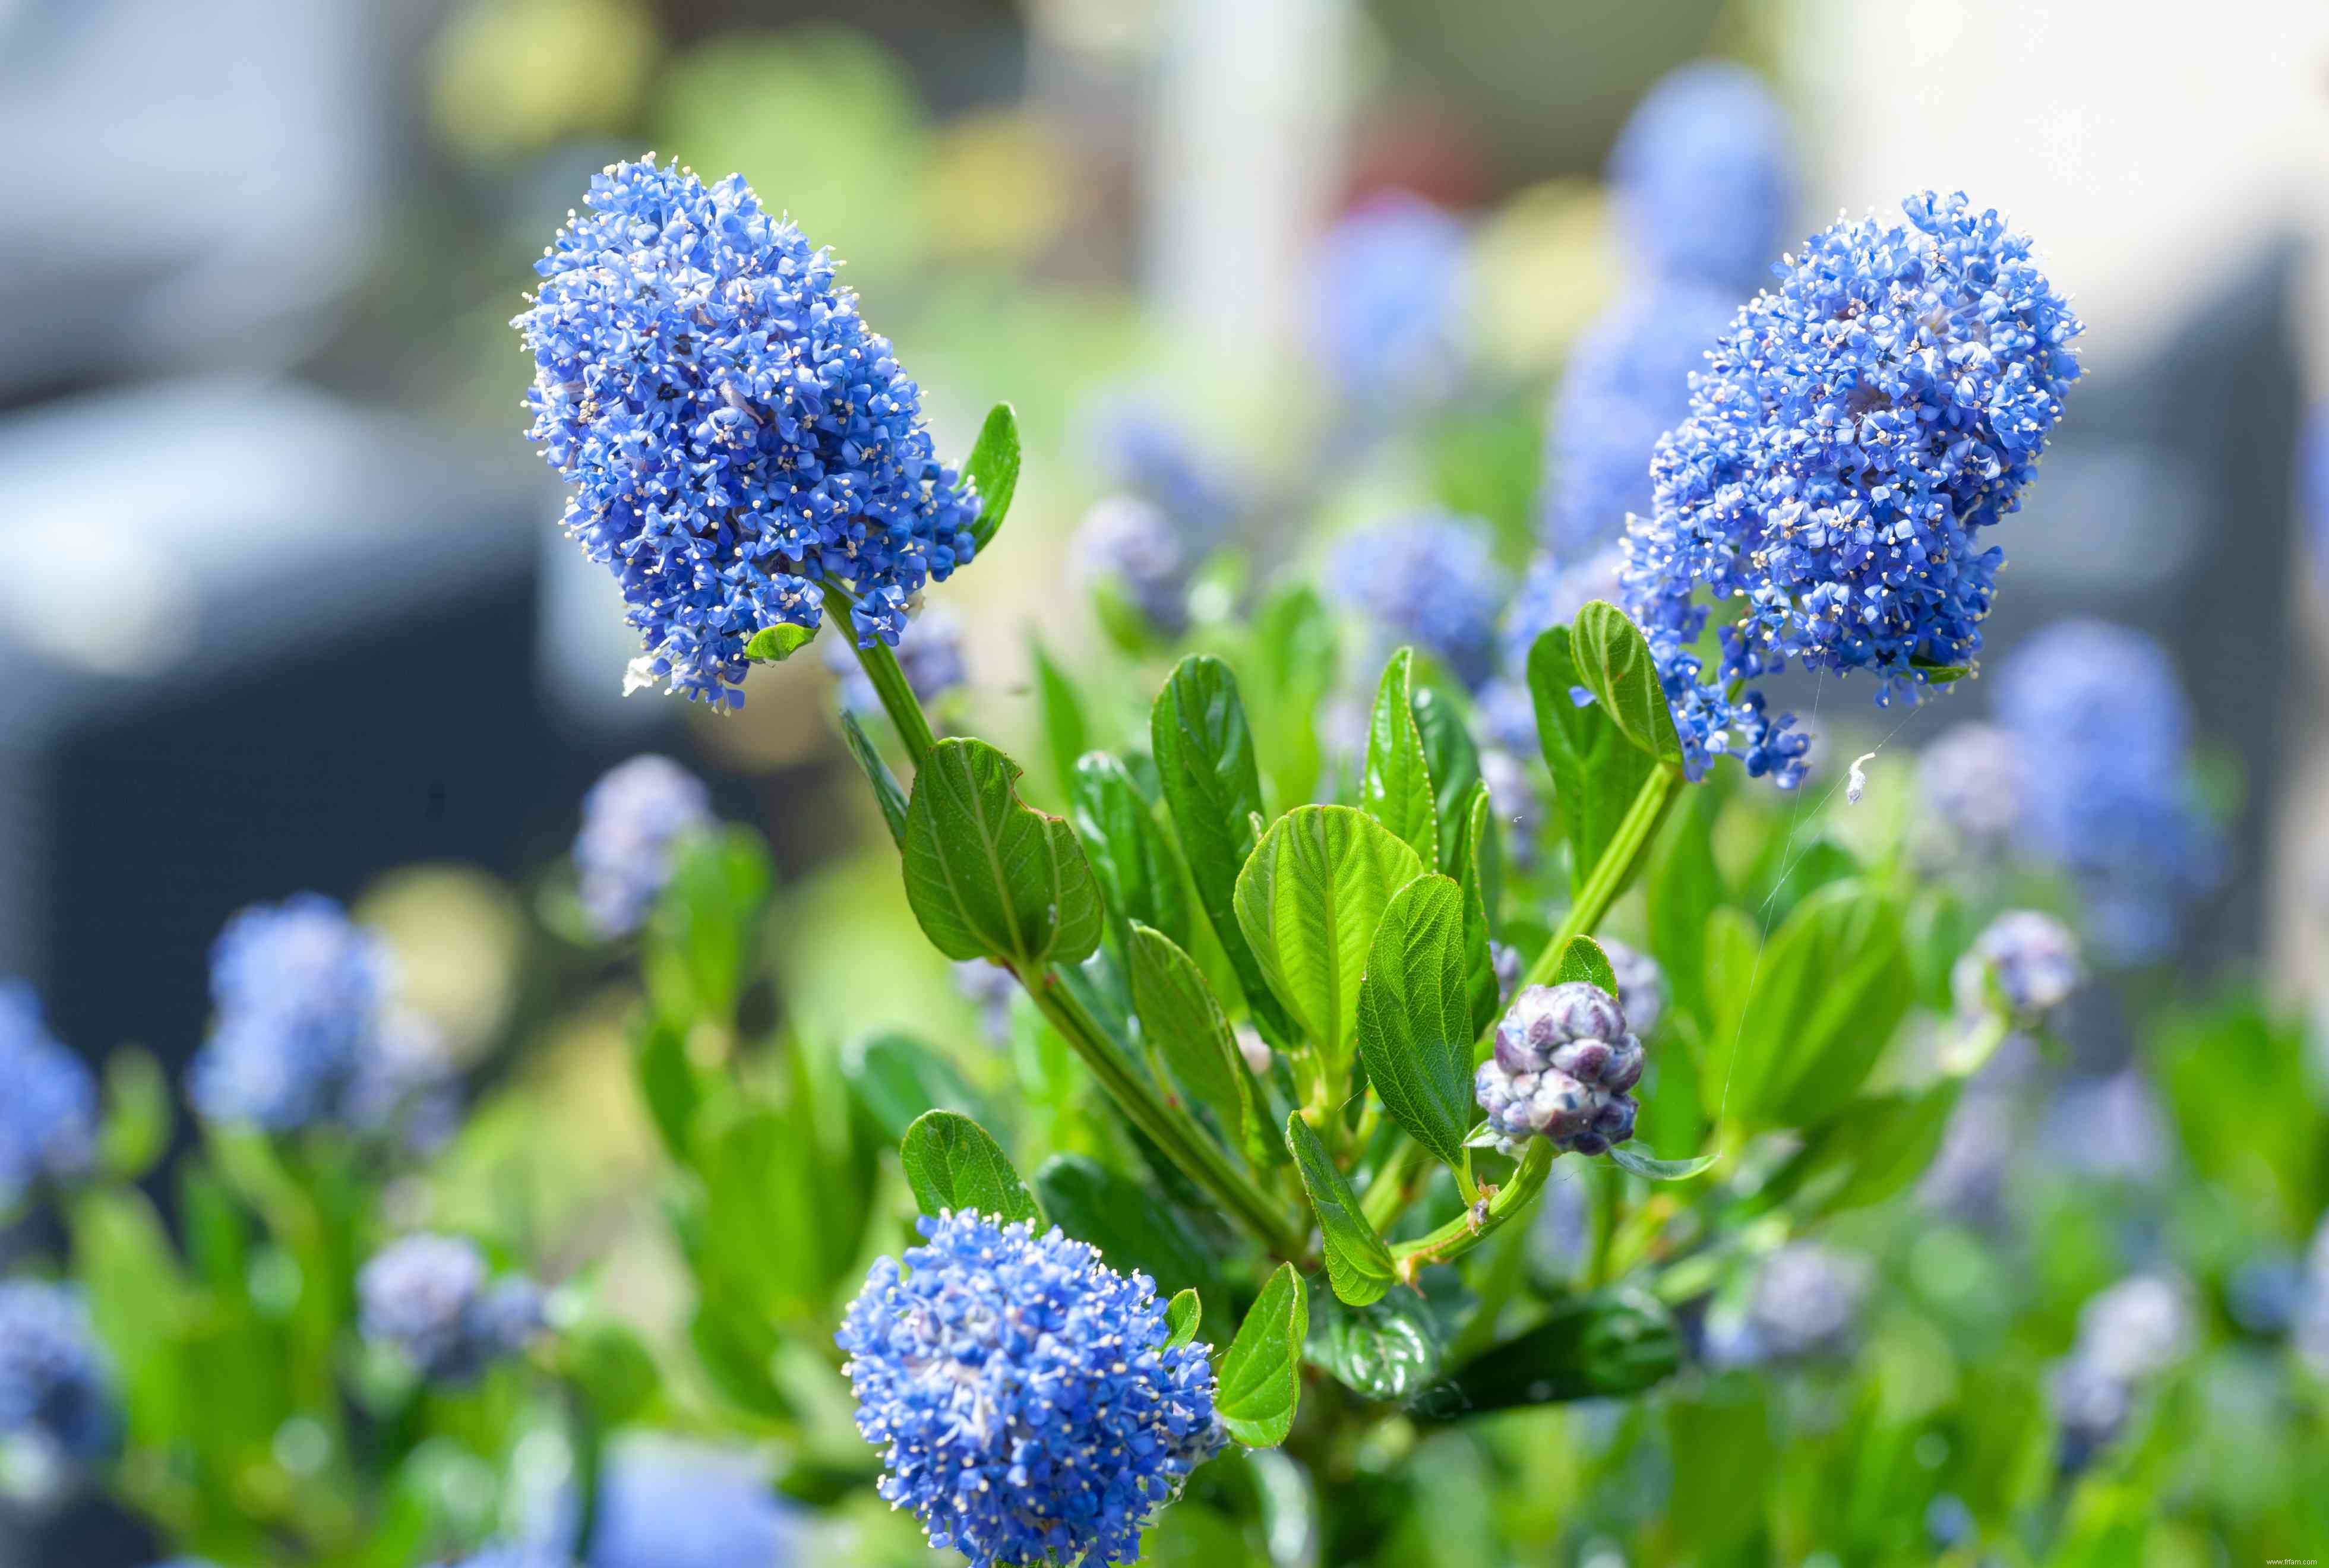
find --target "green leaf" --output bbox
[1554,934,1619,995]
[842,1030,990,1143]
[694,1102,849,1321]
[1453,785,1501,1035]
[1353,875,1475,1170]
[1908,653,1971,684]
[1035,1155,1218,1300]
[1030,637,1092,805]
[1664,1381,1772,1550]
[632,1014,701,1165]
[1410,685,1481,877]
[1234,805,1426,1057]
[1361,649,1438,865]
[1726,881,1911,1133]
[900,738,1106,969]
[1607,1143,1718,1181]
[1284,1112,1398,1306]
[1529,627,1662,900]
[1307,1288,1444,1403]
[1570,600,1683,766]
[643,827,773,1026]
[1165,1289,1202,1351]
[1407,1288,1679,1422]
[1216,1262,1309,1446]
[1643,782,1723,1029]
[96,1046,171,1181]
[840,708,909,849]
[964,402,1021,552]
[69,1188,187,1447]
[900,1110,1040,1224]
[1127,924,1262,1163]
[745,622,816,662]
[1073,753,1190,949]
[1250,581,1339,808]
[558,1316,662,1425]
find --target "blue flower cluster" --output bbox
[573,1436,801,1568]
[838,1209,1223,1568]
[1914,720,2022,861]
[1608,61,1795,295]
[358,1234,544,1387]
[1480,545,1626,750]
[574,754,715,940]
[1620,192,2082,787]
[1742,1243,1870,1363]
[1309,192,1471,406]
[515,157,981,707]
[825,605,966,715]
[1951,910,2080,1025]
[1541,284,1736,555]
[188,894,393,1132]
[2048,1274,2191,1472]
[0,1281,118,1465]
[1092,402,1240,548]
[1075,495,1198,637]
[1330,513,1509,691]
[1996,621,2219,963]
[1,981,96,1206]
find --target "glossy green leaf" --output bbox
[1570,600,1683,766]
[1250,581,1339,808]
[900,1110,1041,1224]
[696,1102,844,1321]
[1354,875,1475,1170]
[840,708,909,849]
[964,402,1021,552]
[1284,1112,1397,1306]
[1908,653,1970,684]
[558,1315,662,1425]
[1030,637,1091,805]
[68,1188,187,1447]
[842,1030,990,1143]
[1307,1288,1444,1403]
[1726,880,1911,1132]
[1453,784,1502,1035]
[744,622,816,662]
[1216,1262,1309,1446]
[1361,649,1438,865]
[1529,627,1661,900]
[1410,685,1481,876]
[901,738,1105,969]
[1643,782,1723,1029]
[1407,1288,1679,1421]
[643,827,774,1026]
[1165,1289,1202,1351]
[1695,905,1764,1113]
[1128,924,1262,1162]
[1034,1155,1217,1301]
[96,1047,170,1182]
[1607,1142,1718,1181]
[1152,656,1291,1039]
[632,1013,701,1165]
[1234,805,1425,1057]
[1073,753,1190,949]
[1554,934,1618,995]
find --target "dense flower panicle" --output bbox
[1541,286,1736,555]
[0,1282,118,1465]
[188,895,392,1131]
[0,982,96,1204]
[358,1234,544,1386]
[953,959,1016,1045]
[1915,721,2023,859]
[826,605,966,713]
[1075,495,1196,636]
[1309,192,1471,406]
[574,754,715,940]
[514,157,980,706]
[1477,982,1643,1156]
[837,1210,1223,1568]
[1331,514,1510,691]
[1951,910,2080,1024]
[1996,620,2219,962]
[1743,1243,1871,1362]
[1596,938,1667,1039]
[1609,61,1796,295]
[1620,193,2082,788]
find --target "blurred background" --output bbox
[8,0,2329,1554]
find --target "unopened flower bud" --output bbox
[1476,982,1642,1156]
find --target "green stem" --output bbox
[1587,1162,1622,1288]
[563,1374,604,1563]
[849,634,938,772]
[1391,1141,1554,1280]
[1023,968,1310,1262]
[1361,1140,1429,1232]
[1446,1213,1531,1364]
[1501,763,1683,1022]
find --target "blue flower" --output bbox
[1620,192,2082,788]
[0,982,96,1206]
[1488,545,1628,753]
[825,605,966,715]
[954,959,1016,1045]
[1597,938,1666,1040]
[1541,285,1737,555]
[1331,513,1510,691]
[837,1210,1223,1568]
[1476,747,1540,872]
[1951,910,2080,1024]
[188,894,391,1132]
[1608,61,1794,295]
[574,754,715,940]
[1309,192,1471,406]
[1996,620,2220,963]
[2048,1274,2192,1471]
[560,1436,798,1568]
[1075,495,1197,637]
[0,1281,118,1466]
[1091,402,1240,549]
[1741,1243,1870,1362]
[1914,720,2022,861]
[1477,982,1642,1157]
[358,1234,544,1387]
[514,157,980,707]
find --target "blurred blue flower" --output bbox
[837,1210,1222,1568]
[824,605,966,714]
[1914,720,2022,862]
[574,754,714,941]
[1621,192,2081,788]
[1609,61,1795,295]
[2299,1214,2329,1373]
[0,1281,118,1467]
[1997,620,2220,963]
[1951,910,2080,1025]
[1742,1242,1870,1363]
[1500,546,1626,678]
[1075,495,1197,637]
[577,1436,799,1568]
[1309,192,1471,406]
[1598,938,1666,1039]
[1331,513,1509,691]
[0,981,96,1206]
[1541,285,1736,555]
[1477,747,1539,872]
[515,157,979,707]
[1091,401,1240,549]
[358,1234,543,1387]
[188,894,391,1132]
[954,959,1016,1045]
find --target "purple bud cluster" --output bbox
[1475,982,1643,1156]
